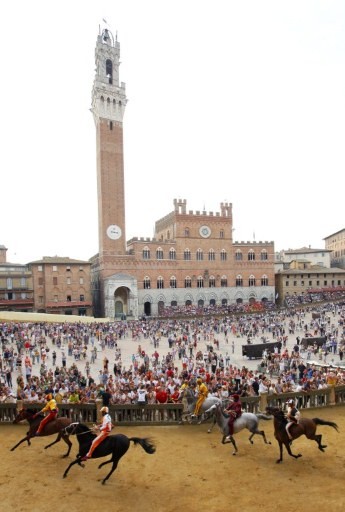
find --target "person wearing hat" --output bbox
[191,377,209,418]
[285,398,301,440]
[225,394,242,438]
[81,406,113,461]
[34,391,59,436]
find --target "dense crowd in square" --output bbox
[1,300,345,411]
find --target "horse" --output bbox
[179,387,223,424]
[266,405,339,463]
[11,408,73,457]
[62,422,156,485]
[205,402,272,455]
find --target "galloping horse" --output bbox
[180,387,223,424]
[11,408,73,457]
[206,402,271,455]
[266,405,339,463]
[63,422,156,485]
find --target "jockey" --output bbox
[225,394,242,438]
[81,406,113,461]
[191,377,208,418]
[35,391,59,436]
[285,398,300,440]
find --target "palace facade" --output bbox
[90,27,275,319]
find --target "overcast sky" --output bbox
[1,1,344,264]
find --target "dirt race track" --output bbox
[1,407,345,512]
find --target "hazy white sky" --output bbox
[1,0,344,264]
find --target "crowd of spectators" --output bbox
[0,301,345,409]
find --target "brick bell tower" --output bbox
[92,27,127,258]
[90,26,129,317]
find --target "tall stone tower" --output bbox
[92,27,127,258]
[91,26,133,318]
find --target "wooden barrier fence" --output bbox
[1,385,345,425]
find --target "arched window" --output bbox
[210,298,216,306]
[208,249,215,261]
[169,248,176,260]
[106,59,113,83]
[156,247,164,260]
[170,276,177,288]
[196,249,203,261]
[197,276,204,288]
[143,247,150,260]
[185,299,192,306]
[261,250,268,261]
[222,298,228,306]
[209,275,215,287]
[220,229,224,239]
[261,275,268,286]
[185,228,190,237]
[220,249,227,261]
[221,275,227,287]
[185,276,192,288]
[157,276,164,289]
[249,275,256,286]
[236,275,243,287]
[184,249,191,261]
[143,276,151,289]
[248,250,255,261]
[235,250,243,261]
[198,299,204,307]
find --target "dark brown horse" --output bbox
[266,406,339,463]
[11,408,73,457]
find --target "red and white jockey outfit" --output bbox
[85,412,112,459]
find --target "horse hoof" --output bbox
[276,460,282,464]
[232,452,237,456]
[207,429,211,434]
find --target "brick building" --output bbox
[324,228,345,269]
[90,27,275,318]
[29,256,92,316]
[0,245,34,312]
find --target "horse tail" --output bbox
[129,437,156,454]
[312,418,339,432]
[256,413,272,421]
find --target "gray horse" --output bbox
[206,402,272,455]
[180,387,223,424]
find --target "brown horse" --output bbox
[266,406,339,463]
[11,408,73,457]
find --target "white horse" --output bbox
[205,402,272,455]
[180,387,223,424]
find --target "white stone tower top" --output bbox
[91,26,127,124]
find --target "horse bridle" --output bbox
[63,422,94,436]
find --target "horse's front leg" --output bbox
[63,457,85,478]
[207,415,216,434]
[101,459,119,485]
[278,441,302,462]
[44,433,62,450]
[228,435,238,456]
[11,435,31,451]
[276,441,284,463]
